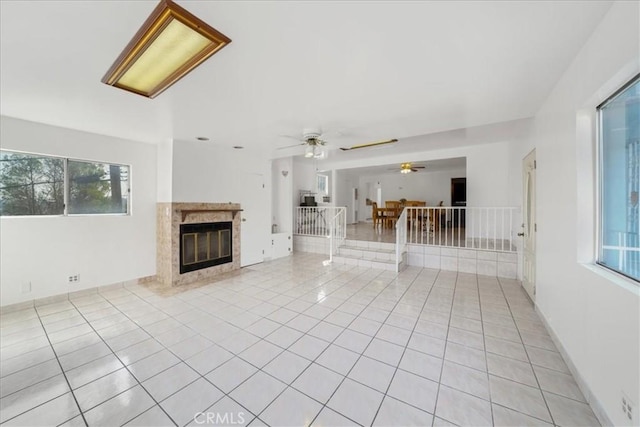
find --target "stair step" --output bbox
[339,245,395,253]
[337,245,395,261]
[332,255,397,271]
[343,239,395,251]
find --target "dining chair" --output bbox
[371,202,383,229]
[385,201,401,228]
[404,201,426,229]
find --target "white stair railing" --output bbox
[395,208,408,272]
[328,207,347,264]
[404,206,518,252]
[295,207,345,237]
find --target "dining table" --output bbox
[376,207,400,228]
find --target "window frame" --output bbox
[596,73,640,283]
[0,149,131,217]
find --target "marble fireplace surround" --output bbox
[156,202,241,287]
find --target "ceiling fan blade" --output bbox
[339,138,398,151]
[412,166,426,169]
[411,168,420,172]
[277,142,306,150]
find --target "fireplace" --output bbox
[156,202,241,287]
[180,222,233,274]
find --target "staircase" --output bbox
[332,239,406,271]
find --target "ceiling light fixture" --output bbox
[102,0,231,98]
[304,145,315,158]
[304,145,325,159]
[400,163,412,174]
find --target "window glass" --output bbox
[317,174,328,195]
[0,151,64,216]
[599,76,639,281]
[68,160,129,214]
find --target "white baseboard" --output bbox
[535,306,613,427]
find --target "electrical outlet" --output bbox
[68,274,80,283]
[622,392,634,422]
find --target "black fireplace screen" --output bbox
[179,222,232,274]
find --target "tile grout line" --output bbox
[368,267,441,425]
[168,262,384,426]
[248,265,393,426]
[430,270,459,427]
[67,296,181,426]
[476,274,496,426]
[2,255,594,427]
[300,267,427,426]
[223,265,388,425]
[495,276,557,426]
[23,305,89,426]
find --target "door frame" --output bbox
[522,149,536,301]
[240,172,267,267]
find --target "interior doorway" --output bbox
[451,177,466,227]
[239,173,267,267]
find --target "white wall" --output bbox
[171,140,272,264]
[271,157,293,233]
[322,140,516,229]
[334,169,357,223]
[156,138,173,203]
[354,168,466,218]
[292,160,318,205]
[521,2,639,425]
[0,116,157,306]
[171,141,268,203]
[323,141,513,209]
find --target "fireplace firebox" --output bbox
[179,222,232,274]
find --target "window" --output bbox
[598,75,639,282]
[317,174,328,195]
[0,152,64,216]
[0,150,130,216]
[68,160,129,214]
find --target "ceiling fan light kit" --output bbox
[102,0,231,98]
[389,162,426,173]
[304,144,325,159]
[276,127,395,159]
[304,145,315,158]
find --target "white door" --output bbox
[240,173,267,267]
[521,150,536,300]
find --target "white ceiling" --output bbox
[0,1,612,156]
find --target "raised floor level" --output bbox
[295,223,519,279]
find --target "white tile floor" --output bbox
[0,253,600,427]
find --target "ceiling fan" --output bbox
[388,162,426,173]
[277,128,327,158]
